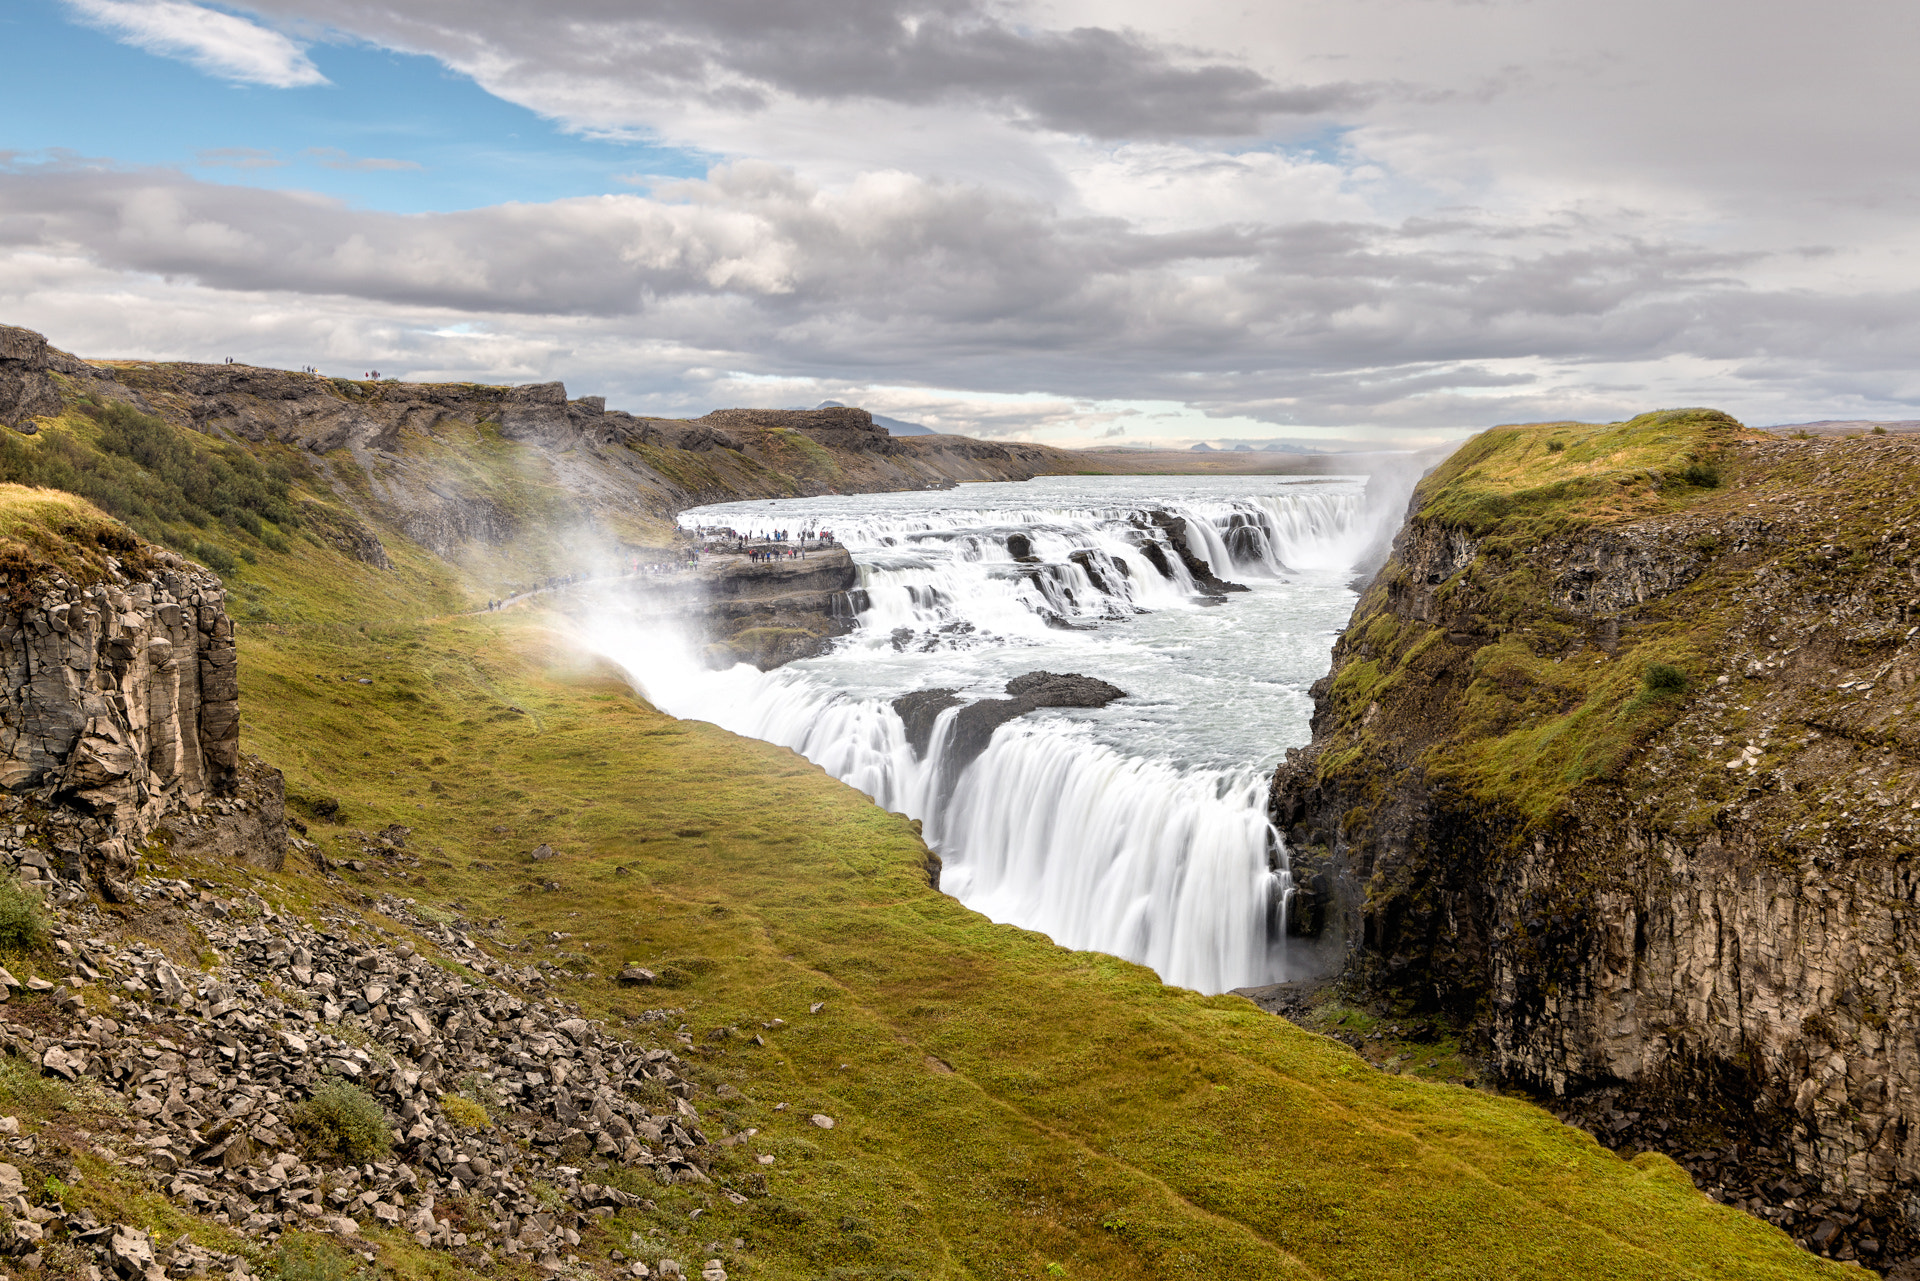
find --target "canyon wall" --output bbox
[0,508,283,898]
[1272,412,1920,1265]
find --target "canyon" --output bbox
[0,323,1874,1277]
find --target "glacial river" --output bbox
[587,475,1388,994]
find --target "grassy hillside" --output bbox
[225,607,1840,1280]
[0,409,1851,1277]
[1296,409,1751,831]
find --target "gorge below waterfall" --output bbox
[587,475,1390,995]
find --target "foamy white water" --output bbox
[583,475,1382,993]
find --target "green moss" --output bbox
[1416,409,1743,538]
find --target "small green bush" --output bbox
[0,879,46,954]
[1546,439,1565,453]
[0,1057,72,1114]
[190,541,238,574]
[1680,461,1720,488]
[1642,662,1690,695]
[289,1078,391,1163]
[440,1095,490,1129]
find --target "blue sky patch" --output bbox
[2,1,713,212]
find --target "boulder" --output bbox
[942,672,1127,776]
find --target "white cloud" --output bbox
[12,155,1920,441]
[196,147,285,170]
[303,147,423,172]
[23,0,1920,439]
[64,0,328,88]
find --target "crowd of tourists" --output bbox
[689,525,838,555]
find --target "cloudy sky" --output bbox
[3,0,1916,446]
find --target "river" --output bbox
[585,474,1387,994]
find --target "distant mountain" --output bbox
[1189,442,1215,452]
[813,400,939,436]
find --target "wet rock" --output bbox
[1143,510,1248,595]
[943,672,1127,775]
[890,689,963,759]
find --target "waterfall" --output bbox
[588,477,1371,994]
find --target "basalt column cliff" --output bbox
[0,501,284,897]
[1272,411,1920,1265]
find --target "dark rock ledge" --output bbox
[891,672,1126,772]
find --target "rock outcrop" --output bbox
[693,549,861,669]
[0,492,290,899]
[0,323,1087,582]
[0,327,61,433]
[83,349,1076,549]
[1270,413,1920,1271]
[0,551,245,883]
[1139,511,1247,596]
[895,671,1127,777]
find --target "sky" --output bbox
[3,0,1919,447]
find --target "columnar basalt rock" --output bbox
[0,557,237,819]
[0,543,264,896]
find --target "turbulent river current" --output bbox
[588,475,1390,994]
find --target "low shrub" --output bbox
[275,1233,371,1281]
[289,1078,391,1163]
[440,1095,490,1129]
[0,1056,71,1114]
[190,541,238,574]
[1642,662,1690,695]
[1680,461,1720,488]
[0,878,46,953]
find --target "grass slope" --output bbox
[225,602,1838,1280]
[1301,409,1755,832]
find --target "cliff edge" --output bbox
[1272,410,1920,1269]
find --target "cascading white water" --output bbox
[583,475,1377,994]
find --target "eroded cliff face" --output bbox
[1273,413,1920,1267]
[0,544,283,897]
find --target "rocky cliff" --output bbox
[0,488,287,900]
[1272,411,1920,1271]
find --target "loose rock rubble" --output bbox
[1551,1086,1920,1277]
[0,877,760,1279]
